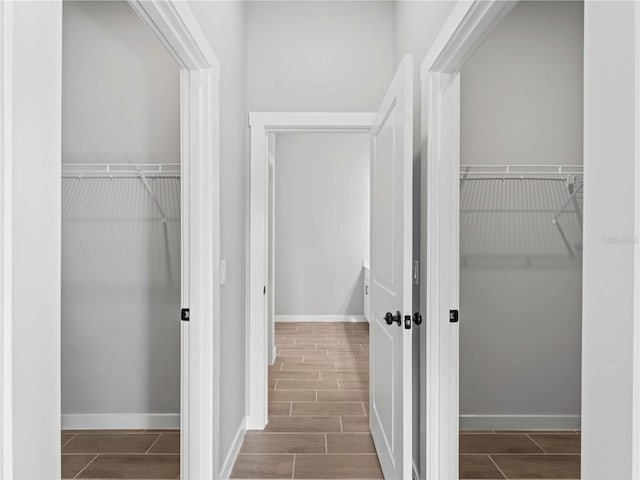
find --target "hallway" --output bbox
[231,321,380,479]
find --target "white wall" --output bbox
[61,1,181,424]
[458,1,584,425]
[9,1,62,477]
[582,2,637,477]
[185,2,247,475]
[274,132,370,317]
[62,1,179,165]
[246,1,395,113]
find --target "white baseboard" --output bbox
[270,346,277,364]
[62,413,179,430]
[218,417,247,479]
[459,415,581,431]
[275,315,367,323]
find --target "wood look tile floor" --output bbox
[60,322,580,480]
[61,429,179,479]
[459,431,581,479]
[231,321,581,480]
[231,321,380,480]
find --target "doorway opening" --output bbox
[56,1,221,478]
[457,2,584,478]
[251,129,376,475]
[244,55,416,480]
[421,1,585,478]
[60,2,182,478]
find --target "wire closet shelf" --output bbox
[460,164,584,259]
[61,163,180,179]
[62,163,180,224]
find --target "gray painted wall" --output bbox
[274,133,370,316]
[459,1,584,421]
[61,1,181,420]
[62,1,180,165]
[187,2,248,474]
[246,1,395,112]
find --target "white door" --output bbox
[370,54,414,480]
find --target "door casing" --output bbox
[0,2,223,478]
[246,112,376,429]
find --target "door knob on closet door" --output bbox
[384,311,401,326]
[413,312,423,325]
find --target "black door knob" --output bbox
[413,312,423,325]
[384,311,401,326]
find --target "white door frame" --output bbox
[633,4,640,476]
[419,2,517,479]
[0,2,222,478]
[246,112,375,429]
[0,2,13,477]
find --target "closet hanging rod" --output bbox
[460,164,583,181]
[61,163,180,178]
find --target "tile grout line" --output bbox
[145,433,163,454]
[487,454,509,480]
[61,433,77,448]
[291,454,296,480]
[526,433,547,454]
[72,453,99,479]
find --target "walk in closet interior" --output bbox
[61,0,181,432]
[458,0,583,433]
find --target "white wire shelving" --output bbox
[62,163,180,223]
[460,164,584,259]
[62,163,180,179]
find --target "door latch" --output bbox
[449,309,459,323]
[384,311,401,326]
[181,308,190,321]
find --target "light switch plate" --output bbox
[412,260,419,286]
[220,259,227,285]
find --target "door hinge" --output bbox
[449,309,459,323]
[181,308,190,321]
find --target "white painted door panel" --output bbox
[370,54,414,480]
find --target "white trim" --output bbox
[247,112,375,430]
[0,2,12,478]
[218,417,247,480]
[633,1,640,476]
[420,0,517,77]
[275,315,367,323]
[420,3,516,479]
[127,1,218,72]
[127,3,222,479]
[459,415,581,431]
[249,112,376,131]
[61,414,180,430]
[413,462,420,480]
